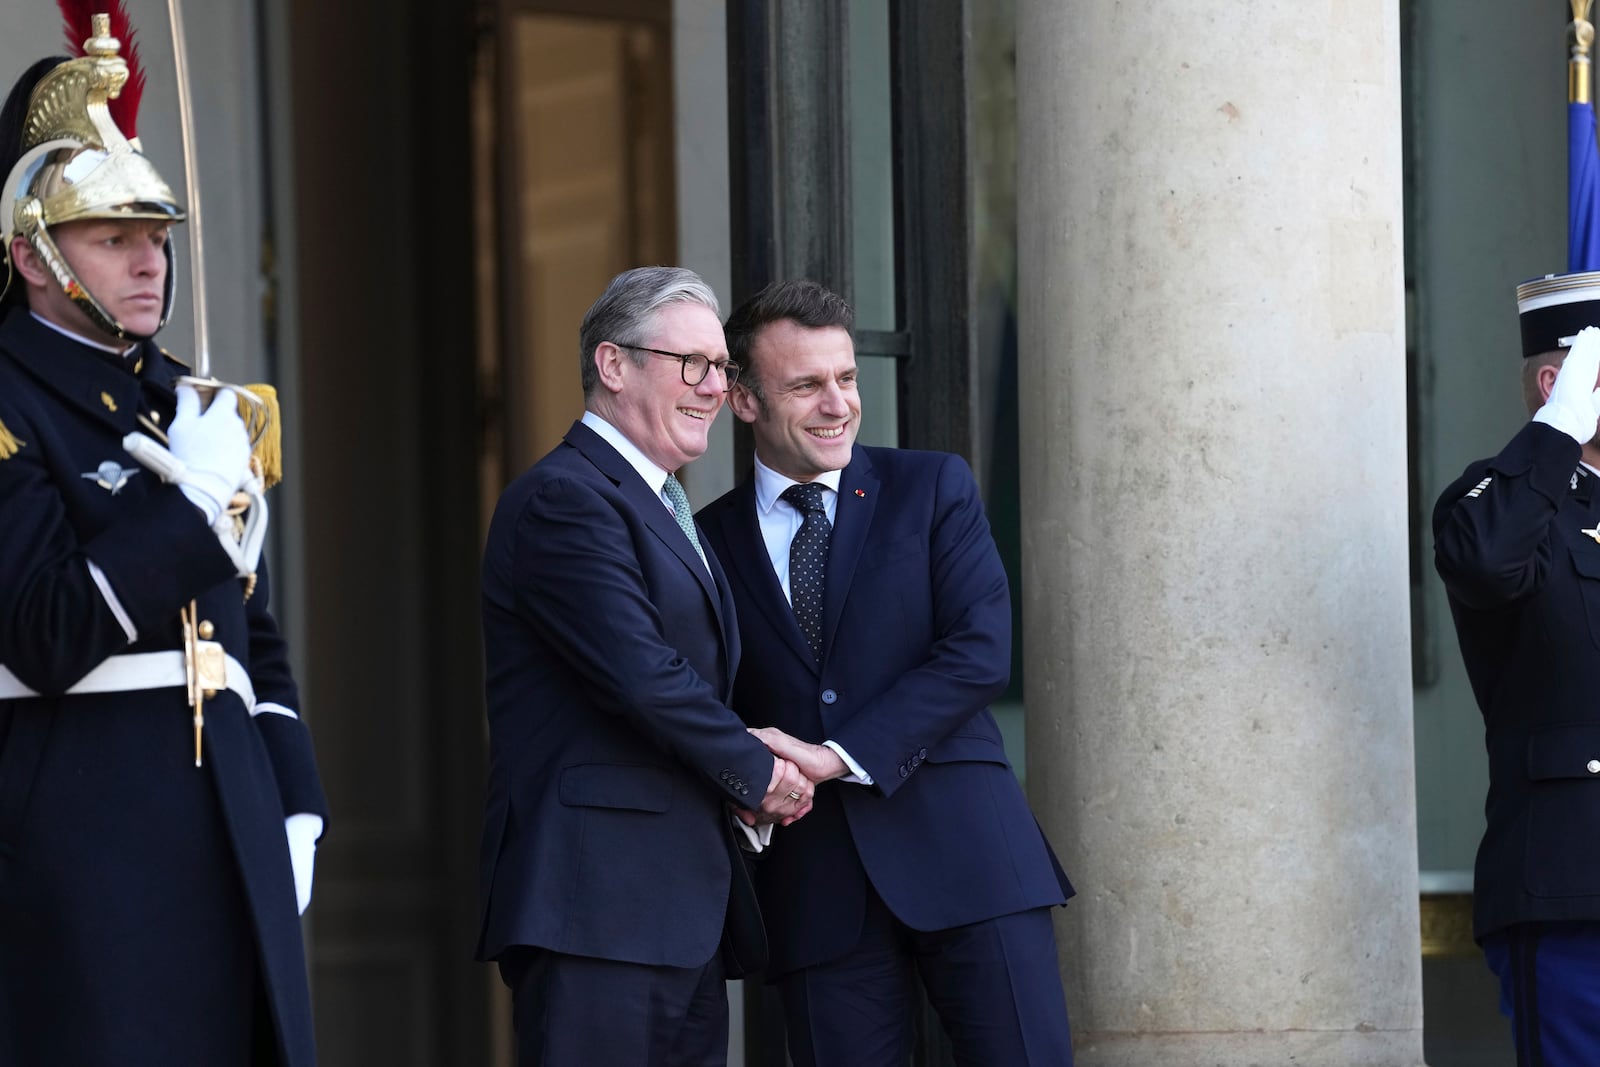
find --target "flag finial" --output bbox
[1573,0,1595,104]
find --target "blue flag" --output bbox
[1571,101,1600,271]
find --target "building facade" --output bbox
[1,0,1563,1062]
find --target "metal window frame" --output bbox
[726,3,972,1063]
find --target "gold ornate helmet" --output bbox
[0,5,186,340]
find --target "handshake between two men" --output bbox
[736,726,854,829]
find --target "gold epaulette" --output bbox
[238,384,282,489]
[0,417,23,459]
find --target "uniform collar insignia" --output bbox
[82,461,139,495]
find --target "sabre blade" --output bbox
[165,0,210,378]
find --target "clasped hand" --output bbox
[734,726,852,829]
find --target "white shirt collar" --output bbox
[752,452,843,516]
[31,311,137,357]
[581,409,671,499]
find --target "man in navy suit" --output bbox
[698,280,1076,1065]
[477,266,814,1066]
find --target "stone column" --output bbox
[1016,3,1424,1064]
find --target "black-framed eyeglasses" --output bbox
[619,344,741,388]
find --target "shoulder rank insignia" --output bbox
[0,417,23,459]
[1464,476,1491,499]
[83,461,139,495]
[1583,524,1600,545]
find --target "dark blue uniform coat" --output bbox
[1435,420,1600,940]
[696,444,1073,978]
[476,420,777,974]
[0,310,327,1065]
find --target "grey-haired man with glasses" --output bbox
[476,266,814,1065]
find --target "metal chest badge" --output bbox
[82,460,139,494]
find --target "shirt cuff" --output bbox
[823,740,874,786]
[87,559,137,643]
[730,813,774,853]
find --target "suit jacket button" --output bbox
[899,765,909,778]
[821,689,838,705]
[739,785,749,795]
[1589,760,1600,774]
[918,748,928,759]
[720,770,733,780]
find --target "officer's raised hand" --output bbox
[1533,325,1600,444]
[167,384,251,525]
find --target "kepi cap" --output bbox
[1518,271,1600,356]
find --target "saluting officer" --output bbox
[0,16,326,1067]
[1435,272,1600,1066]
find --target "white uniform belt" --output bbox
[0,650,257,712]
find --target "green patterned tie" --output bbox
[663,474,707,566]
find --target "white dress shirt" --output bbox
[751,454,873,786]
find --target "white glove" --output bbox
[285,812,323,915]
[166,385,251,525]
[1533,326,1600,444]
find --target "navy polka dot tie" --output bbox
[781,482,831,662]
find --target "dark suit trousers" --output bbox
[777,883,1072,1066]
[498,947,729,1066]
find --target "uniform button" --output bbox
[822,689,838,704]
[1588,760,1600,774]
[198,620,215,640]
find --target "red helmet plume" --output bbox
[56,0,144,138]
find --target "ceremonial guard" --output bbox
[0,7,326,1064]
[1435,273,1600,1063]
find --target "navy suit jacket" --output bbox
[698,444,1073,976]
[476,420,776,971]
